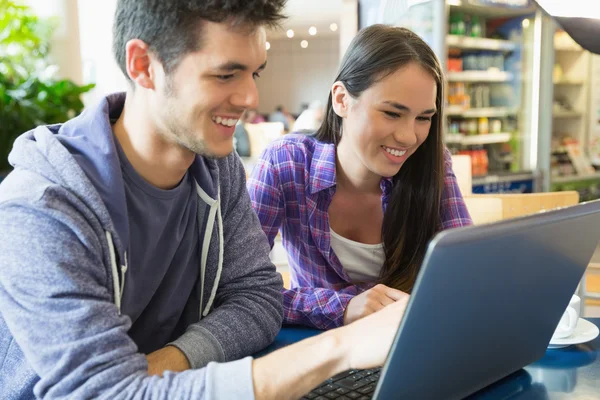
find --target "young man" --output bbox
[0,1,408,398]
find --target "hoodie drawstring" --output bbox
[106,231,127,314]
[203,191,223,317]
[106,182,222,319]
[120,252,128,302]
[195,183,223,319]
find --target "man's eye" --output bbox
[217,74,235,81]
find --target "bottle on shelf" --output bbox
[449,121,460,134]
[450,12,466,36]
[460,120,469,135]
[469,147,489,177]
[447,56,463,72]
[467,119,478,136]
[478,117,489,135]
[449,13,458,35]
[480,147,489,176]
[491,119,502,133]
[471,84,491,108]
[447,82,470,108]
[470,16,482,38]
[471,149,479,176]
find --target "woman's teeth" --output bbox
[384,146,407,157]
[212,116,238,127]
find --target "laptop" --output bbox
[305,199,600,400]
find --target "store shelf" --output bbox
[447,35,517,52]
[448,0,536,18]
[554,80,585,86]
[445,134,462,144]
[447,71,514,82]
[552,172,600,184]
[472,172,536,186]
[446,133,512,145]
[445,106,518,118]
[553,110,584,118]
[555,45,583,52]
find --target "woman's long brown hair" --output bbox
[314,25,445,292]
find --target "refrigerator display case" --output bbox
[359,0,553,194]
[548,27,600,201]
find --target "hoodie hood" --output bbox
[8,93,219,259]
[9,93,130,256]
[7,92,224,317]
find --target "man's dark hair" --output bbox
[113,0,286,80]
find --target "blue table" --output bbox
[258,318,600,399]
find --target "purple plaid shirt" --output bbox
[247,134,472,329]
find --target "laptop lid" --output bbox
[374,199,600,399]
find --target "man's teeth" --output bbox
[384,147,407,157]
[212,116,238,127]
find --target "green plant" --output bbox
[0,0,94,172]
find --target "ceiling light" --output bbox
[330,23,338,32]
[286,29,294,38]
[266,41,271,50]
[309,26,317,36]
[300,40,308,49]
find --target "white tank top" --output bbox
[330,228,385,282]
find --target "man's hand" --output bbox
[343,284,409,325]
[146,346,191,376]
[340,295,410,371]
[252,295,410,400]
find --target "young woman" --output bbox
[248,25,473,330]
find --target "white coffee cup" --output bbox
[551,295,581,340]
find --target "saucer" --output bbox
[548,318,599,349]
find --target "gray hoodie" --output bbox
[0,93,283,399]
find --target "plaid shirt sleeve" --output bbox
[282,285,362,329]
[440,149,473,229]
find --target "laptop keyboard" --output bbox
[301,367,381,400]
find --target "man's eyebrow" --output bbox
[215,60,267,72]
[215,61,248,72]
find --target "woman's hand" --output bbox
[343,284,409,325]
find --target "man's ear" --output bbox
[124,39,157,90]
[331,81,352,118]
